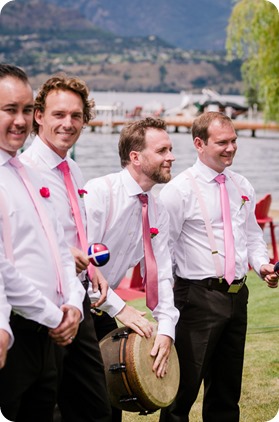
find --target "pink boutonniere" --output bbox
[150,227,159,239]
[78,189,88,198]
[240,195,249,210]
[40,187,50,198]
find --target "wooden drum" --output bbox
[99,324,180,414]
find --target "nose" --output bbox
[226,142,236,152]
[166,150,175,162]
[62,115,73,128]
[14,112,26,126]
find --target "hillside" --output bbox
[0,0,242,93]
[46,0,234,51]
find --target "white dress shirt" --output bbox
[160,158,269,280]
[84,168,180,340]
[22,136,125,315]
[0,149,84,328]
[0,275,13,348]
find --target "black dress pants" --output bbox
[160,280,249,422]
[0,315,59,422]
[56,293,112,422]
[91,309,122,422]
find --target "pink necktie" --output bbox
[215,174,235,285]
[57,161,94,278]
[138,194,158,311]
[10,157,63,295]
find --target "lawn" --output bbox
[120,271,279,422]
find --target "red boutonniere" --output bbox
[240,195,249,210]
[78,189,88,198]
[150,227,159,239]
[40,187,50,198]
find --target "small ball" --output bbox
[88,243,110,267]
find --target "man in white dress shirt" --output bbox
[22,74,114,422]
[159,111,278,422]
[0,64,84,422]
[84,117,180,390]
[0,276,13,369]
[23,75,161,422]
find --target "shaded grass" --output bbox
[121,271,279,421]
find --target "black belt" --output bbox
[10,313,48,333]
[176,275,247,294]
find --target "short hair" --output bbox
[33,73,95,134]
[118,117,167,168]
[192,111,234,145]
[0,63,29,83]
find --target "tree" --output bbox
[226,0,279,122]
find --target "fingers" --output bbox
[150,334,172,378]
[115,305,153,338]
[49,305,81,346]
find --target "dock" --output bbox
[88,118,279,137]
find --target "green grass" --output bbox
[121,271,279,422]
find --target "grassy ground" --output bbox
[121,271,279,422]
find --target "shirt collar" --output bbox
[32,136,67,170]
[120,167,151,198]
[0,149,16,166]
[194,158,230,182]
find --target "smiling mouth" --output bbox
[10,130,25,136]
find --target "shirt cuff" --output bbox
[156,318,176,342]
[89,286,126,317]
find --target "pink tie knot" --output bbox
[9,156,23,169]
[57,160,70,175]
[138,193,148,205]
[215,174,226,184]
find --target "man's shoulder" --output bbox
[84,172,119,190]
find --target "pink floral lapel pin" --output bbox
[78,189,88,199]
[40,187,50,198]
[150,227,159,239]
[240,195,249,210]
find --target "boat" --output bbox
[163,88,249,120]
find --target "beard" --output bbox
[143,165,172,184]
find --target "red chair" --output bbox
[255,194,278,264]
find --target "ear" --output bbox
[193,137,205,153]
[129,150,141,166]
[34,109,43,126]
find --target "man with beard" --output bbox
[84,118,179,417]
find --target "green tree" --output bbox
[226,0,279,122]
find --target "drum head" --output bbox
[100,324,180,413]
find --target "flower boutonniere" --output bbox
[150,227,159,239]
[78,189,88,199]
[40,187,50,198]
[240,195,249,210]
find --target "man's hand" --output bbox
[260,264,278,288]
[70,246,89,274]
[0,329,10,369]
[150,334,172,378]
[115,305,153,338]
[90,267,108,307]
[48,304,81,346]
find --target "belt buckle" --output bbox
[227,276,246,294]
[227,284,241,294]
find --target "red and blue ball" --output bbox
[88,243,110,267]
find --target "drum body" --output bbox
[99,324,180,413]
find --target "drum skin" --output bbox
[99,324,180,413]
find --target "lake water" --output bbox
[70,91,279,209]
[26,91,279,209]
